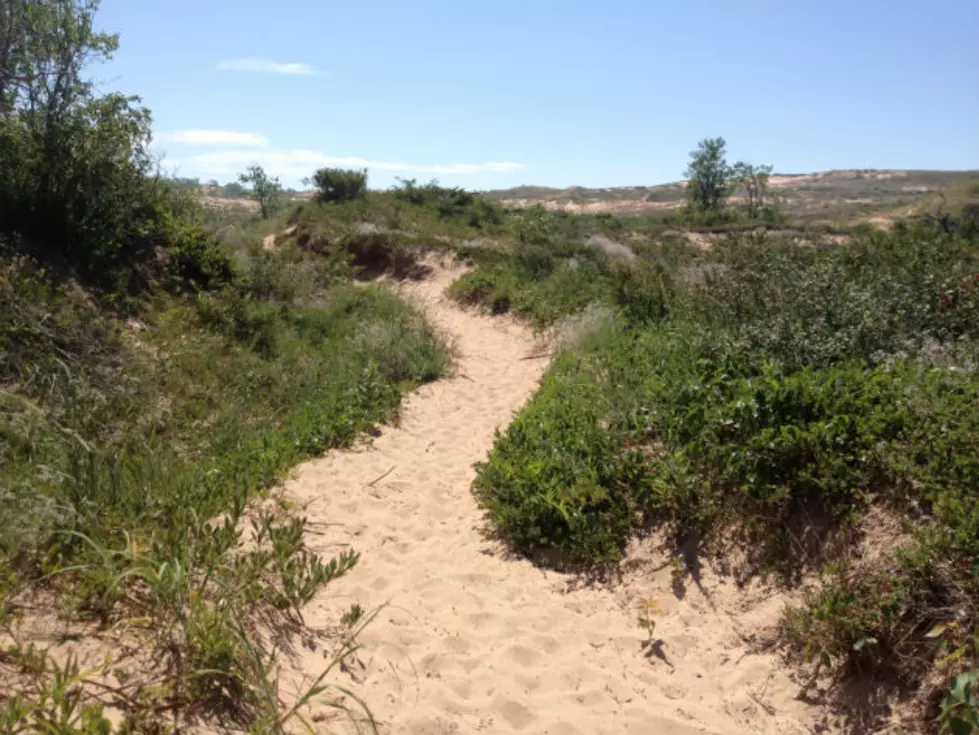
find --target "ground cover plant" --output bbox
[457,191,979,730]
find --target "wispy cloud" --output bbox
[157,129,269,147]
[217,58,321,76]
[163,148,523,180]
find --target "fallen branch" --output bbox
[366,466,396,488]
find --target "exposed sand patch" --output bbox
[276,256,826,735]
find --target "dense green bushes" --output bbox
[0,20,231,303]
[312,167,368,203]
[466,220,979,725]
[469,225,979,565]
[2,247,449,570]
[448,253,614,325]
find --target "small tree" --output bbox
[238,165,281,219]
[685,137,732,213]
[312,167,367,203]
[732,162,774,219]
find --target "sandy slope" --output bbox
[279,257,823,735]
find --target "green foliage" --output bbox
[685,137,732,212]
[940,670,979,735]
[0,1,232,303]
[472,332,649,561]
[448,248,614,327]
[0,246,448,726]
[0,647,114,734]
[392,178,503,227]
[731,161,774,219]
[510,205,559,244]
[611,259,673,324]
[467,217,979,718]
[662,206,743,227]
[690,227,979,369]
[238,165,282,220]
[312,167,368,203]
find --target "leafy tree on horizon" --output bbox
[238,164,282,219]
[684,137,732,212]
[732,161,774,219]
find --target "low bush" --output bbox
[392,178,504,228]
[449,243,615,326]
[312,167,368,203]
[473,334,644,561]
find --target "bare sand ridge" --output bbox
[277,257,824,735]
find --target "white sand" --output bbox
[277,257,824,735]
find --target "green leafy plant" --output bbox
[312,168,368,203]
[0,647,115,735]
[239,165,283,220]
[939,670,979,735]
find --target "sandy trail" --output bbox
[279,258,822,735]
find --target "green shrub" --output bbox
[662,206,745,228]
[163,213,235,291]
[687,227,979,369]
[612,259,674,323]
[511,205,559,245]
[466,219,979,723]
[939,670,979,734]
[514,244,557,279]
[473,344,646,562]
[312,167,368,203]
[448,251,615,327]
[782,562,919,676]
[0,73,231,303]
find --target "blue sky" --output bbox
[97,0,979,190]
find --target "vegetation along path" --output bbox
[280,257,821,735]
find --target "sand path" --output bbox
[280,259,821,735]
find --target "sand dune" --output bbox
[278,256,824,735]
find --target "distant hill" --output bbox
[484,170,979,220]
[899,177,979,220]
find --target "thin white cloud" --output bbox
[157,129,269,147]
[164,148,523,180]
[217,58,321,76]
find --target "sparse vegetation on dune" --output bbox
[486,169,979,224]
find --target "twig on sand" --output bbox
[749,691,776,716]
[520,352,553,361]
[366,466,396,488]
